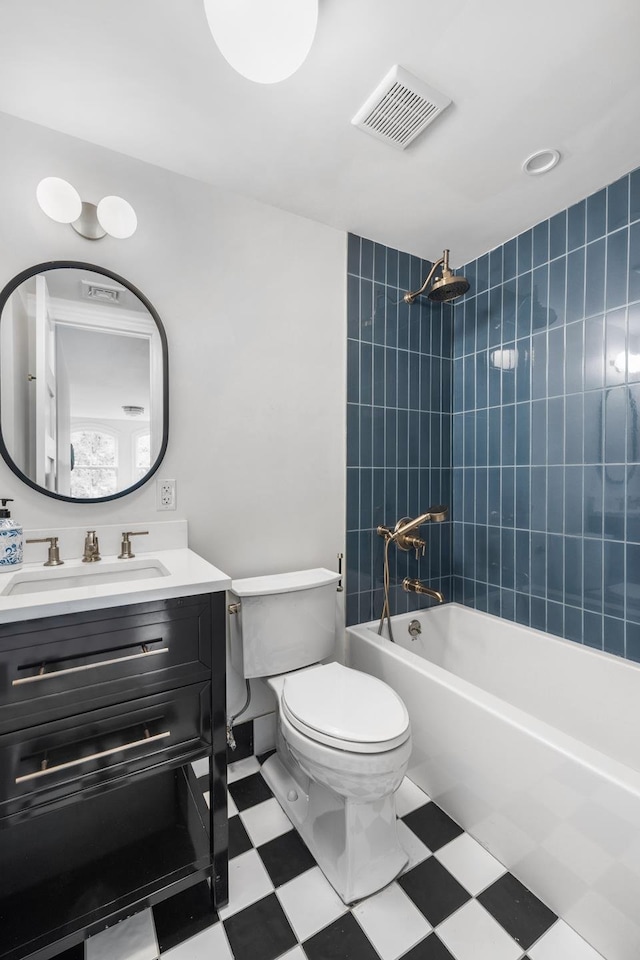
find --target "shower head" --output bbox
[404,249,469,304]
[428,270,470,302]
[426,505,448,522]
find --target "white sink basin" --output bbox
[0,547,231,625]
[0,558,170,596]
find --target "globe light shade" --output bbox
[96,196,138,239]
[203,0,318,84]
[36,177,82,224]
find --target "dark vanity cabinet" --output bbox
[0,591,227,960]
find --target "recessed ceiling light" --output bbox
[522,149,561,176]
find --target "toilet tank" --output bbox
[229,568,341,678]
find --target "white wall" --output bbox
[0,111,346,719]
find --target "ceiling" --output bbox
[1,0,640,265]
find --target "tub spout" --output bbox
[403,578,445,603]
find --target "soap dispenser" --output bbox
[0,499,23,571]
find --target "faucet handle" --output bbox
[415,538,427,560]
[404,534,426,560]
[26,536,63,567]
[118,530,149,560]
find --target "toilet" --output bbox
[229,568,412,903]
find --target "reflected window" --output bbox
[70,429,118,498]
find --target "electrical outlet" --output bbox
[157,479,176,511]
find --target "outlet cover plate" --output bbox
[157,479,176,511]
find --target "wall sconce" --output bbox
[203,0,318,84]
[36,177,137,240]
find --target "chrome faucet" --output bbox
[82,530,101,563]
[403,578,445,604]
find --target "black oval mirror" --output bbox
[0,261,168,502]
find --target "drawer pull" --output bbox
[15,730,171,784]
[13,646,168,686]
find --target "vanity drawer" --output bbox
[0,681,211,820]
[0,595,214,731]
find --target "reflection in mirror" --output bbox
[0,264,167,502]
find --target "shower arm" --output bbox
[404,252,447,304]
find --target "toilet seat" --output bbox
[281,663,410,754]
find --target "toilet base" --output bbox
[261,752,408,904]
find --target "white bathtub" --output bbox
[346,603,640,960]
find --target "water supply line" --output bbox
[226,598,251,750]
[226,678,251,751]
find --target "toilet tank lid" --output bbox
[231,568,340,597]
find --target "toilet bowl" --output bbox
[229,569,413,903]
[263,665,411,902]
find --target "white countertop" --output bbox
[0,548,231,624]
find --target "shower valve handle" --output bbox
[406,535,426,559]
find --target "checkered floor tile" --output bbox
[158,755,604,960]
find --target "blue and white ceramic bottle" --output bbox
[0,499,23,571]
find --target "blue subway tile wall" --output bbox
[346,234,453,626]
[452,165,640,662]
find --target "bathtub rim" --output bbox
[346,606,640,800]
[355,602,640,679]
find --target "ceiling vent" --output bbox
[351,65,451,150]
[81,280,122,304]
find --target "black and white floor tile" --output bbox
[158,755,604,960]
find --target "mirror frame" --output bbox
[0,260,169,503]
